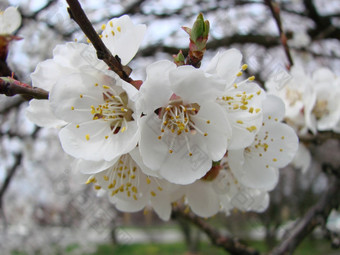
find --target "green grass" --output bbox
[88,238,336,255]
[10,237,337,255]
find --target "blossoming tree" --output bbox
[0,0,340,254]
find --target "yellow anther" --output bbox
[169,149,173,154]
[281,136,285,140]
[94,185,101,190]
[233,83,238,88]
[87,38,91,43]
[206,120,210,124]
[189,152,193,156]
[241,64,248,70]
[248,76,255,81]
[103,85,110,89]
[249,107,254,113]
[273,158,277,162]
[85,134,90,141]
[237,120,244,124]
[280,149,283,152]
[101,24,106,30]
[103,175,109,181]
[121,127,126,132]
[108,183,114,189]
[268,116,272,120]
[109,21,113,27]
[236,71,243,77]
[150,191,156,197]
[76,125,80,128]
[132,186,138,193]
[246,126,257,132]
[130,174,136,179]
[99,34,103,38]
[133,195,138,200]
[233,104,239,110]
[158,136,162,140]
[105,136,109,139]
[111,30,115,36]
[158,186,163,191]
[256,90,261,95]
[240,105,248,110]
[255,108,261,113]
[74,38,78,42]
[80,94,83,98]
[204,133,208,136]
[85,177,96,184]
[117,26,121,32]
[95,83,98,87]
[146,178,151,184]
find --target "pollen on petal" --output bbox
[85,134,90,141]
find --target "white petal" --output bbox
[26,99,66,128]
[229,149,279,190]
[102,15,146,65]
[191,102,230,161]
[139,60,175,113]
[170,65,223,103]
[73,158,119,174]
[206,49,242,88]
[0,7,21,34]
[53,42,107,70]
[186,181,220,218]
[59,120,138,161]
[50,71,119,123]
[291,143,311,174]
[262,95,286,121]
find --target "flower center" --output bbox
[86,154,164,201]
[312,99,329,120]
[157,99,208,156]
[91,90,133,133]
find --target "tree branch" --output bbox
[66,0,133,83]
[0,77,49,100]
[269,173,340,255]
[265,0,294,68]
[0,153,22,214]
[172,206,260,255]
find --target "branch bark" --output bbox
[265,0,294,68]
[0,77,49,100]
[66,0,133,83]
[268,173,340,255]
[172,206,260,255]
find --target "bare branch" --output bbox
[269,173,340,255]
[66,0,133,83]
[0,77,49,100]
[265,0,294,68]
[172,206,260,255]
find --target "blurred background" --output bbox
[0,0,340,254]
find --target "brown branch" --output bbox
[0,153,22,211]
[0,77,49,100]
[265,0,294,68]
[299,131,340,144]
[268,173,340,255]
[66,0,132,83]
[172,206,260,255]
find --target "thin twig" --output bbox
[268,173,340,255]
[66,0,132,83]
[0,153,23,228]
[0,77,49,100]
[172,206,260,255]
[265,0,294,68]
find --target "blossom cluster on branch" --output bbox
[23,13,300,220]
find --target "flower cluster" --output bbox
[26,15,298,220]
[266,65,340,135]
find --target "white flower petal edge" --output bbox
[101,15,146,65]
[0,7,21,35]
[26,100,67,128]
